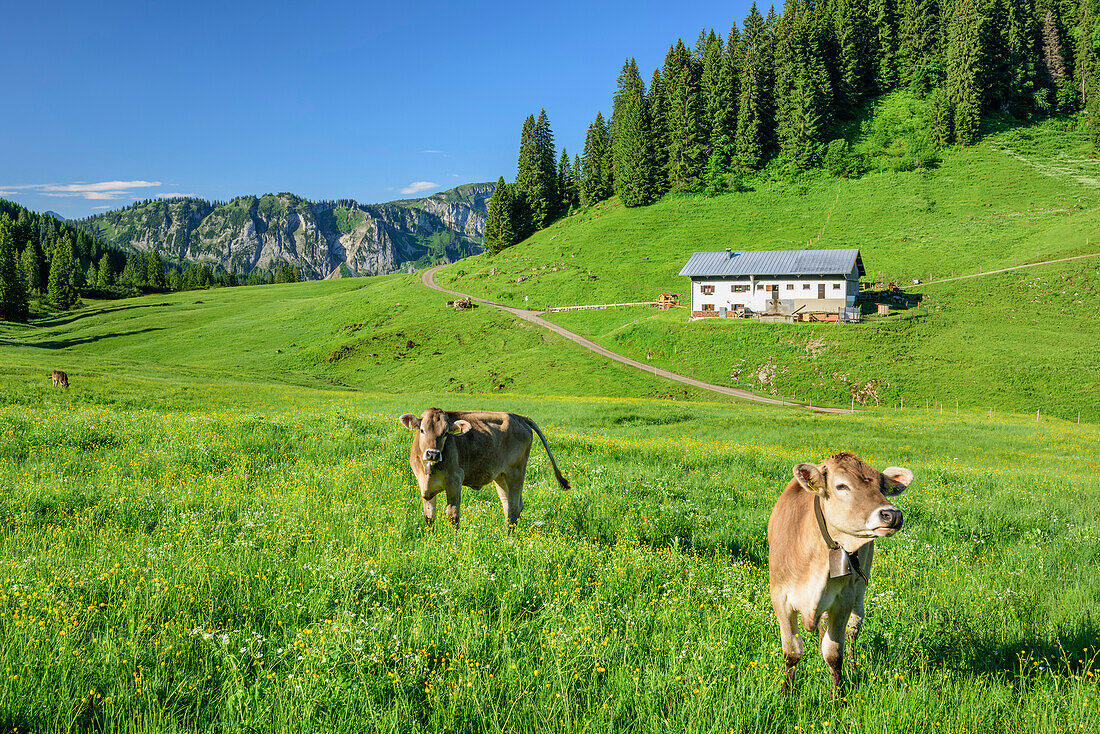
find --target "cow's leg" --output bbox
[420,497,437,526]
[493,470,524,532]
[821,606,851,698]
[847,544,873,668]
[444,484,461,529]
[773,596,803,694]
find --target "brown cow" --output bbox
[51,370,69,388]
[399,408,569,529]
[768,452,912,696]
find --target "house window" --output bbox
[786,284,794,290]
[732,284,749,293]
[832,283,841,290]
[702,303,715,311]
[765,284,777,292]
[701,285,715,295]
[802,284,811,290]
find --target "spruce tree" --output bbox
[1078,0,1100,151]
[21,242,42,296]
[774,1,831,169]
[664,40,707,191]
[899,0,943,95]
[736,3,773,171]
[834,0,875,114]
[557,149,578,212]
[0,224,29,322]
[873,0,899,92]
[515,111,558,231]
[96,253,113,287]
[46,236,79,310]
[610,59,658,207]
[1039,9,1070,112]
[483,177,516,254]
[580,113,614,205]
[946,0,990,144]
[648,67,671,195]
[146,250,167,290]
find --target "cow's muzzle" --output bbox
[873,507,903,536]
[422,449,443,465]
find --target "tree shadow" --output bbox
[31,302,174,328]
[1,327,165,350]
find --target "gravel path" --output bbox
[421,266,852,413]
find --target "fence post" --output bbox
[1036,409,1040,423]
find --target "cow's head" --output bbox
[792,452,911,540]
[399,408,471,473]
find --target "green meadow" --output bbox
[0,274,1098,732]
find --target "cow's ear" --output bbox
[450,419,472,435]
[399,414,420,431]
[793,463,826,494]
[882,467,913,496]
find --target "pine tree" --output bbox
[736,3,774,171]
[46,236,79,310]
[580,113,614,205]
[21,243,42,296]
[0,223,29,322]
[483,178,516,255]
[611,59,658,207]
[664,40,707,191]
[946,0,990,144]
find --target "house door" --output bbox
[818,284,826,299]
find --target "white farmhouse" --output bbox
[678,248,865,320]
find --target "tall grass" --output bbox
[0,373,1096,732]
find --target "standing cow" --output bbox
[51,370,69,388]
[768,452,912,696]
[398,408,569,529]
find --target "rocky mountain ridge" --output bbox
[77,183,494,279]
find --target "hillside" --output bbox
[78,183,495,279]
[435,118,1100,420]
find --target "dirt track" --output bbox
[421,266,852,413]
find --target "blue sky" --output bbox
[2,0,756,219]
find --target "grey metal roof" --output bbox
[678,249,864,278]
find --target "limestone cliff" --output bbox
[78,183,494,278]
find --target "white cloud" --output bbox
[421,149,444,154]
[91,205,111,210]
[1,180,162,200]
[399,181,439,195]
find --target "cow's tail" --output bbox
[525,417,570,490]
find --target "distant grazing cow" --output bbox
[398,408,570,529]
[51,370,69,389]
[768,452,912,696]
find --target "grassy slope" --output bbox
[0,277,707,402]
[434,119,1100,419]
